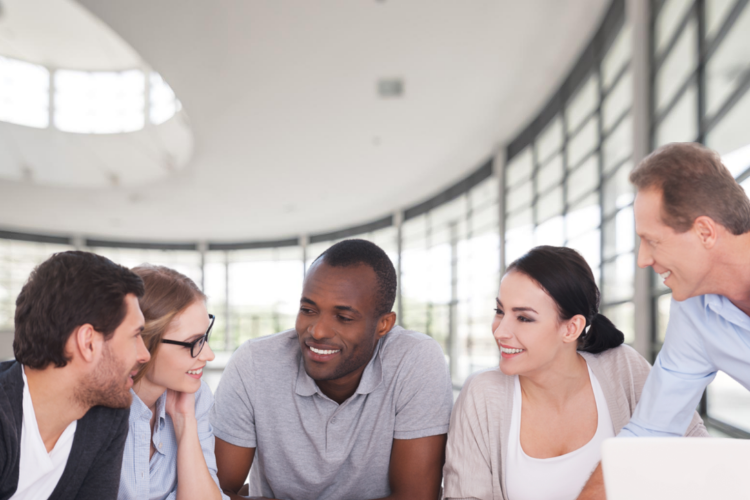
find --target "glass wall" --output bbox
[0,239,73,330]
[400,176,500,386]
[504,15,635,344]
[2,0,747,436]
[651,0,750,436]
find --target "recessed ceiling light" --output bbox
[378,78,404,98]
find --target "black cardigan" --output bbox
[0,361,129,500]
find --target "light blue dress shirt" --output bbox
[118,380,228,500]
[620,294,750,437]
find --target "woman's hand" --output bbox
[165,389,196,440]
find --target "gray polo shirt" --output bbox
[210,326,453,500]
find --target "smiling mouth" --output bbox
[309,346,340,355]
[660,271,671,282]
[500,346,524,355]
[187,367,203,375]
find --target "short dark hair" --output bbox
[14,251,145,369]
[630,142,750,235]
[314,239,397,318]
[507,246,624,354]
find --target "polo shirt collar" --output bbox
[705,294,750,330]
[294,337,385,398]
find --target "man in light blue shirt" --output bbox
[579,142,750,499]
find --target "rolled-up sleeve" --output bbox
[620,298,716,438]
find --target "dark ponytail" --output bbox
[579,313,625,354]
[506,246,625,354]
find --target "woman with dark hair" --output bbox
[118,265,226,500]
[442,246,707,500]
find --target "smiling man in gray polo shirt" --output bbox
[210,239,453,500]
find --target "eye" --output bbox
[337,315,353,323]
[517,315,533,323]
[494,308,504,316]
[299,307,314,315]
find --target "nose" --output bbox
[201,341,216,362]
[309,317,333,341]
[137,334,151,364]
[636,238,654,269]
[492,316,511,343]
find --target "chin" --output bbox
[499,360,519,376]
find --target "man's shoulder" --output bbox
[225,329,300,381]
[0,362,22,407]
[80,404,130,433]
[670,294,730,330]
[380,326,443,359]
[233,329,299,361]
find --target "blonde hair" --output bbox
[131,265,206,384]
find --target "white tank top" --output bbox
[505,364,615,500]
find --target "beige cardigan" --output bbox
[442,345,708,500]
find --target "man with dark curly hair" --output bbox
[0,251,151,500]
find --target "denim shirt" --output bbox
[118,380,227,500]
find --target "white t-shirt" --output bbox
[11,366,76,500]
[506,364,615,500]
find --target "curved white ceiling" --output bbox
[0,0,609,242]
[0,0,195,189]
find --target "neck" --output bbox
[518,350,589,409]
[316,364,368,405]
[133,377,166,413]
[703,233,750,315]
[24,365,90,452]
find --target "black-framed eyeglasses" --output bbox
[161,314,215,358]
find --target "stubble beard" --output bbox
[310,327,379,382]
[74,342,133,409]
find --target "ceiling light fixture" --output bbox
[377,78,404,98]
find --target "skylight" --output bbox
[0,55,182,133]
[0,56,50,128]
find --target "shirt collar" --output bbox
[129,389,168,427]
[704,294,750,329]
[294,336,385,398]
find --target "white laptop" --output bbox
[602,437,750,500]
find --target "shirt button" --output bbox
[159,442,163,449]
[331,417,337,423]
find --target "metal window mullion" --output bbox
[653,72,698,127]
[531,143,541,230]
[602,60,632,98]
[654,0,698,68]
[561,105,570,246]
[702,0,749,61]
[697,0,707,144]
[596,46,606,297]
[703,68,750,135]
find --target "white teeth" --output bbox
[660,271,671,281]
[501,347,524,354]
[310,346,340,355]
[187,368,203,375]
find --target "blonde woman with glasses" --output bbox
[118,265,226,500]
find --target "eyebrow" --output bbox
[301,297,362,316]
[495,298,538,314]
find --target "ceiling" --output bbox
[0,0,609,243]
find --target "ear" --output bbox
[692,216,718,249]
[375,312,397,340]
[67,324,104,364]
[562,314,587,344]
